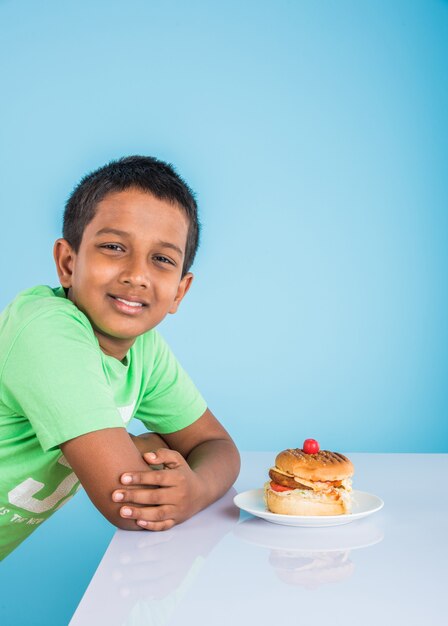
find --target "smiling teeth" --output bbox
[115,297,143,307]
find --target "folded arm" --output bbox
[112,408,241,530]
[60,427,160,530]
[60,408,240,532]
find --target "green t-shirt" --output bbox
[0,286,206,559]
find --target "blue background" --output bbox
[0,2,447,624]
[1,0,447,455]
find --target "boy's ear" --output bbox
[53,238,76,288]
[169,272,194,315]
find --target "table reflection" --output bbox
[233,517,384,589]
[70,489,239,626]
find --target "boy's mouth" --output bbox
[108,294,148,312]
[114,297,144,308]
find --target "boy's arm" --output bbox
[60,428,167,531]
[129,432,168,456]
[110,408,240,530]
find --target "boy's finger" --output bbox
[120,472,160,486]
[137,519,176,532]
[143,448,185,468]
[113,486,170,506]
[120,503,176,525]
[121,468,181,488]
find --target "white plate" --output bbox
[233,489,384,527]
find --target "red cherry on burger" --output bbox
[303,438,320,454]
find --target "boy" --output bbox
[0,156,240,560]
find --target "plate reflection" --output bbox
[233,517,384,589]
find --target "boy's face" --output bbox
[54,188,193,361]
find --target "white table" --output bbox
[70,452,448,626]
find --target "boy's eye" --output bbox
[100,244,125,252]
[154,255,175,266]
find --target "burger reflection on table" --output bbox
[269,548,354,589]
[233,517,384,590]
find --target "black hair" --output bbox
[63,155,200,275]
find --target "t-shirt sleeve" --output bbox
[0,309,124,451]
[134,332,207,434]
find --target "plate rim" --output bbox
[233,487,384,522]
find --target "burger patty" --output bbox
[269,468,311,490]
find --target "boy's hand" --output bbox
[111,409,240,531]
[129,432,167,458]
[112,448,206,531]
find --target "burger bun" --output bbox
[265,485,347,516]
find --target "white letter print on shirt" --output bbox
[8,455,79,514]
[7,402,135,515]
[118,400,136,426]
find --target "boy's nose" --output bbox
[120,258,150,288]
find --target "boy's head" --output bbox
[54,156,200,361]
[63,155,200,277]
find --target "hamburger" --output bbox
[265,439,354,516]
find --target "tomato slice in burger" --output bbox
[270,481,291,492]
